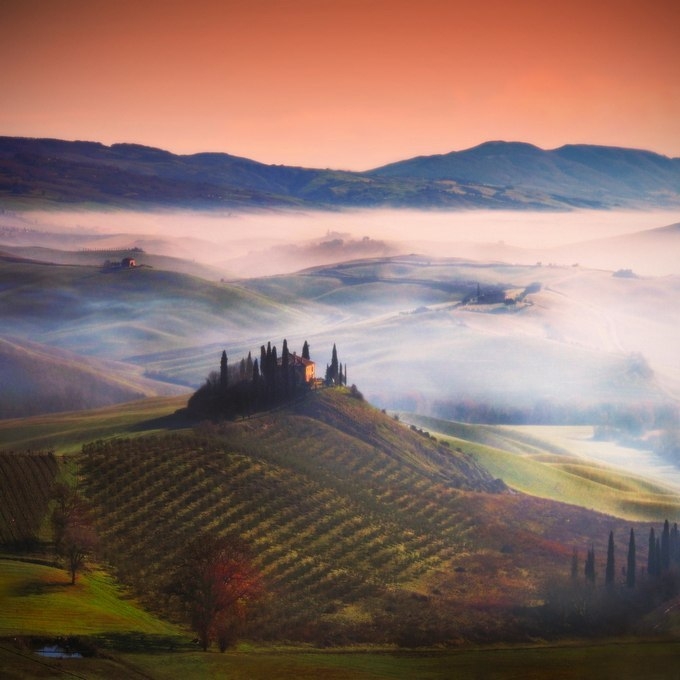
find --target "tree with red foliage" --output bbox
[168,532,262,651]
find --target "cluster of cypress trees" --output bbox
[540,519,680,637]
[574,520,680,590]
[646,520,680,578]
[188,340,345,418]
[324,343,347,387]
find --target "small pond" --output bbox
[35,644,83,659]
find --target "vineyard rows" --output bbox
[78,394,494,637]
[0,451,59,546]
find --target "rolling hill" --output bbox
[2,136,679,210]
[2,388,664,647]
[0,336,187,419]
[0,255,305,361]
[237,256,680,417]
[3,250,678,421]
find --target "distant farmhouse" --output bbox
[95,247,143,270]
[287,353,316,384]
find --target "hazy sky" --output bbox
[2,0,679,170]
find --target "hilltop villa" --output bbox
[287,353,316,383]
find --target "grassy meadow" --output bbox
[0,395,190,454]
[403,414,680,522]
[0,559,181,638]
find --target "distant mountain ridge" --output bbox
[370,141,680,206]
[1,136,679,210]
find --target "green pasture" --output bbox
[3,639,680,679]
[125,643,680,680]
[403,414,680,522]
[0,558,182,638]
[0,395,190,454]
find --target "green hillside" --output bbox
[401,413,680,522]
[2,388,677,655]
[64,388,645,645]
[0,559,180,638]
[0,395,190,454]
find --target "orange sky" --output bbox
[1,0,679,170]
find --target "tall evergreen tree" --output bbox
[302,341,310,360]
[661,519,671,572]
[260,345,267,383]
[648,527,657,577]
[626,528,636,588]
[672,523,680,567]
[605,531,615,586]
[329,344,339,384]
[571,547,579,581]
[585,545,596,584]
[270,346,278,397]
[281,339,290,396]
[266,342,272,384]
[220,350,228,389]
[246,351,253,380]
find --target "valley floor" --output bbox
[3,638,680,679]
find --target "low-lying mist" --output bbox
[4,207,679,277]
[2,207,679,447]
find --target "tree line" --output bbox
[188,339,347,418]
[541,519,680,636]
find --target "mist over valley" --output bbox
[2,207,678,441]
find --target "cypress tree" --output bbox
[605,531,615,586]
[270,346,278,397]
[626,528,636,588]
[330,344,339,384]
[585,546,596,584]
[302,341,310,360]
[246,351,253,379]
[282,339,290,396]
[220,350,228,388]
[571,547,579,581]
[648,528,657,577]
[672,523,680,566]
[260,345,267,383]
[661,519,671,572]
